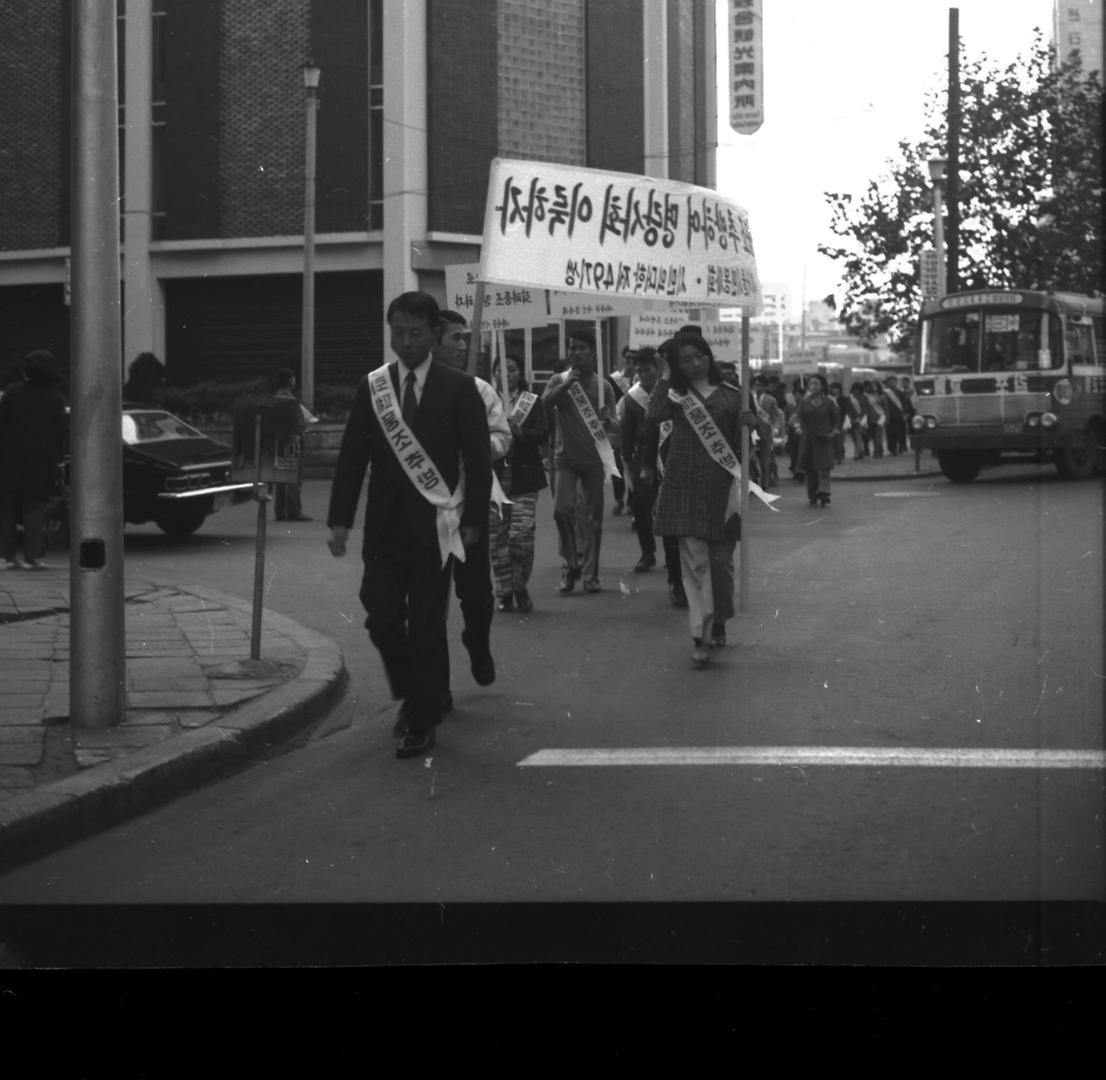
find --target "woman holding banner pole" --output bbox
[647,333,758,668]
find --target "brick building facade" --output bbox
[0,0,717,392]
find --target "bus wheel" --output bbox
[937,450,983,483]
[1055,424,1103,480]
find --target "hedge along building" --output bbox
[0,0,717,392]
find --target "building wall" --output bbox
[218,0,308,239]
[585,0,643,174]
[500,0,587,166]
[1053,0,1103,76]
[0,0,717,385]
[427,0,498,234]
[0,0,68,251]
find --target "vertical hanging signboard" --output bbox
[729,0,763,135]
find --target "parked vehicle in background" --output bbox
[49,407,254,544]
[912,288,1105,482]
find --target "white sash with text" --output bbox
[567,379,621,481]
[369,364,467,568]
[668,388,780,512]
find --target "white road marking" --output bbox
[873,491,942,497]
[517,747,1105,769]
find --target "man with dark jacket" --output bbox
[0,349,67,570]
[326,293,491,758]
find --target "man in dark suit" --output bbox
[326,292,491,758]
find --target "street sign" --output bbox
[920,248,940,300]
[729,0,764,135]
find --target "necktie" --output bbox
[402,370,418,428]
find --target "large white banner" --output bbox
[480,159,762,312]
[443,262,551,330]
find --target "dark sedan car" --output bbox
[44,406,254,543]
[118,406,255,535]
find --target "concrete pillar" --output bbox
[643,0,669,179]
[382,0,427,311]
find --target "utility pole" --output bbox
[947,8,961,293]
[69,0,126,727]
[300,59,320,414]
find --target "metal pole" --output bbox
[932,178,946,298]
[300,76,319,413]
[947,7,961,294]
[739,314,751,613]
[250,416,267,660]
[467,281,485,375]
[69,0,126,728]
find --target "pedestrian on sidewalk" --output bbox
[490,355,547,614]
[794,373,840,508]
[0,349,67,571]
[843,383,869,459]
[647,333,758,668]
[863,380,887,458]
[326,292,491,759]
[271,367,316,522]
[828,381,847,465]
[123,351,166,406]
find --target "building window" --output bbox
[1070,32,1082,46]
[1068,8,1081,20]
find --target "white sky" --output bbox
[714,0,1057,317]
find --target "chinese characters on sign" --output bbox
[729,0,763,135]
[480,159,761,312]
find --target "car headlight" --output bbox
[911,415,926,431]
[1026,413,1041,428]
[925,416,938,430]
[1041,412,1058,429]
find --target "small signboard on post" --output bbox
[729,0,764,135]
[920,248,941,300]
[444,262,551,331]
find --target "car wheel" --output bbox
[155,506,208,536]
[937,450,983,483]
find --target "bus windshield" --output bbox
[919,308,1060,374]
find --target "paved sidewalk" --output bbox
[0,567,346,870]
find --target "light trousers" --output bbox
[678,536,737,642]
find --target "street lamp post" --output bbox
[301,58,321,413]
[928,156,947,299]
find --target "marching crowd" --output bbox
[327,291,919,758]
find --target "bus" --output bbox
[911,288,1105,482]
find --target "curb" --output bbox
[0,586,347,873]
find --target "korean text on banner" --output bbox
[729,0,763,135]
[480,159,762,313]
[444,262,551,330]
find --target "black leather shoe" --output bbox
[515,588,533,613]
[396,728,436,758]
[392,703,409,738]
[462,631,496,686]
[669,582,688,608]
[496,596,514,612]
[633,553,656,573]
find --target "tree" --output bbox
[820,33,1103,352]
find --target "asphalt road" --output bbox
[0,467,1101,952]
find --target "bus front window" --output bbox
[920,312,981,373]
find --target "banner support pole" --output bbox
[739,313,751,612]
[467,281,485,375]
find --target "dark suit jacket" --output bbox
[327,360,492,557]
